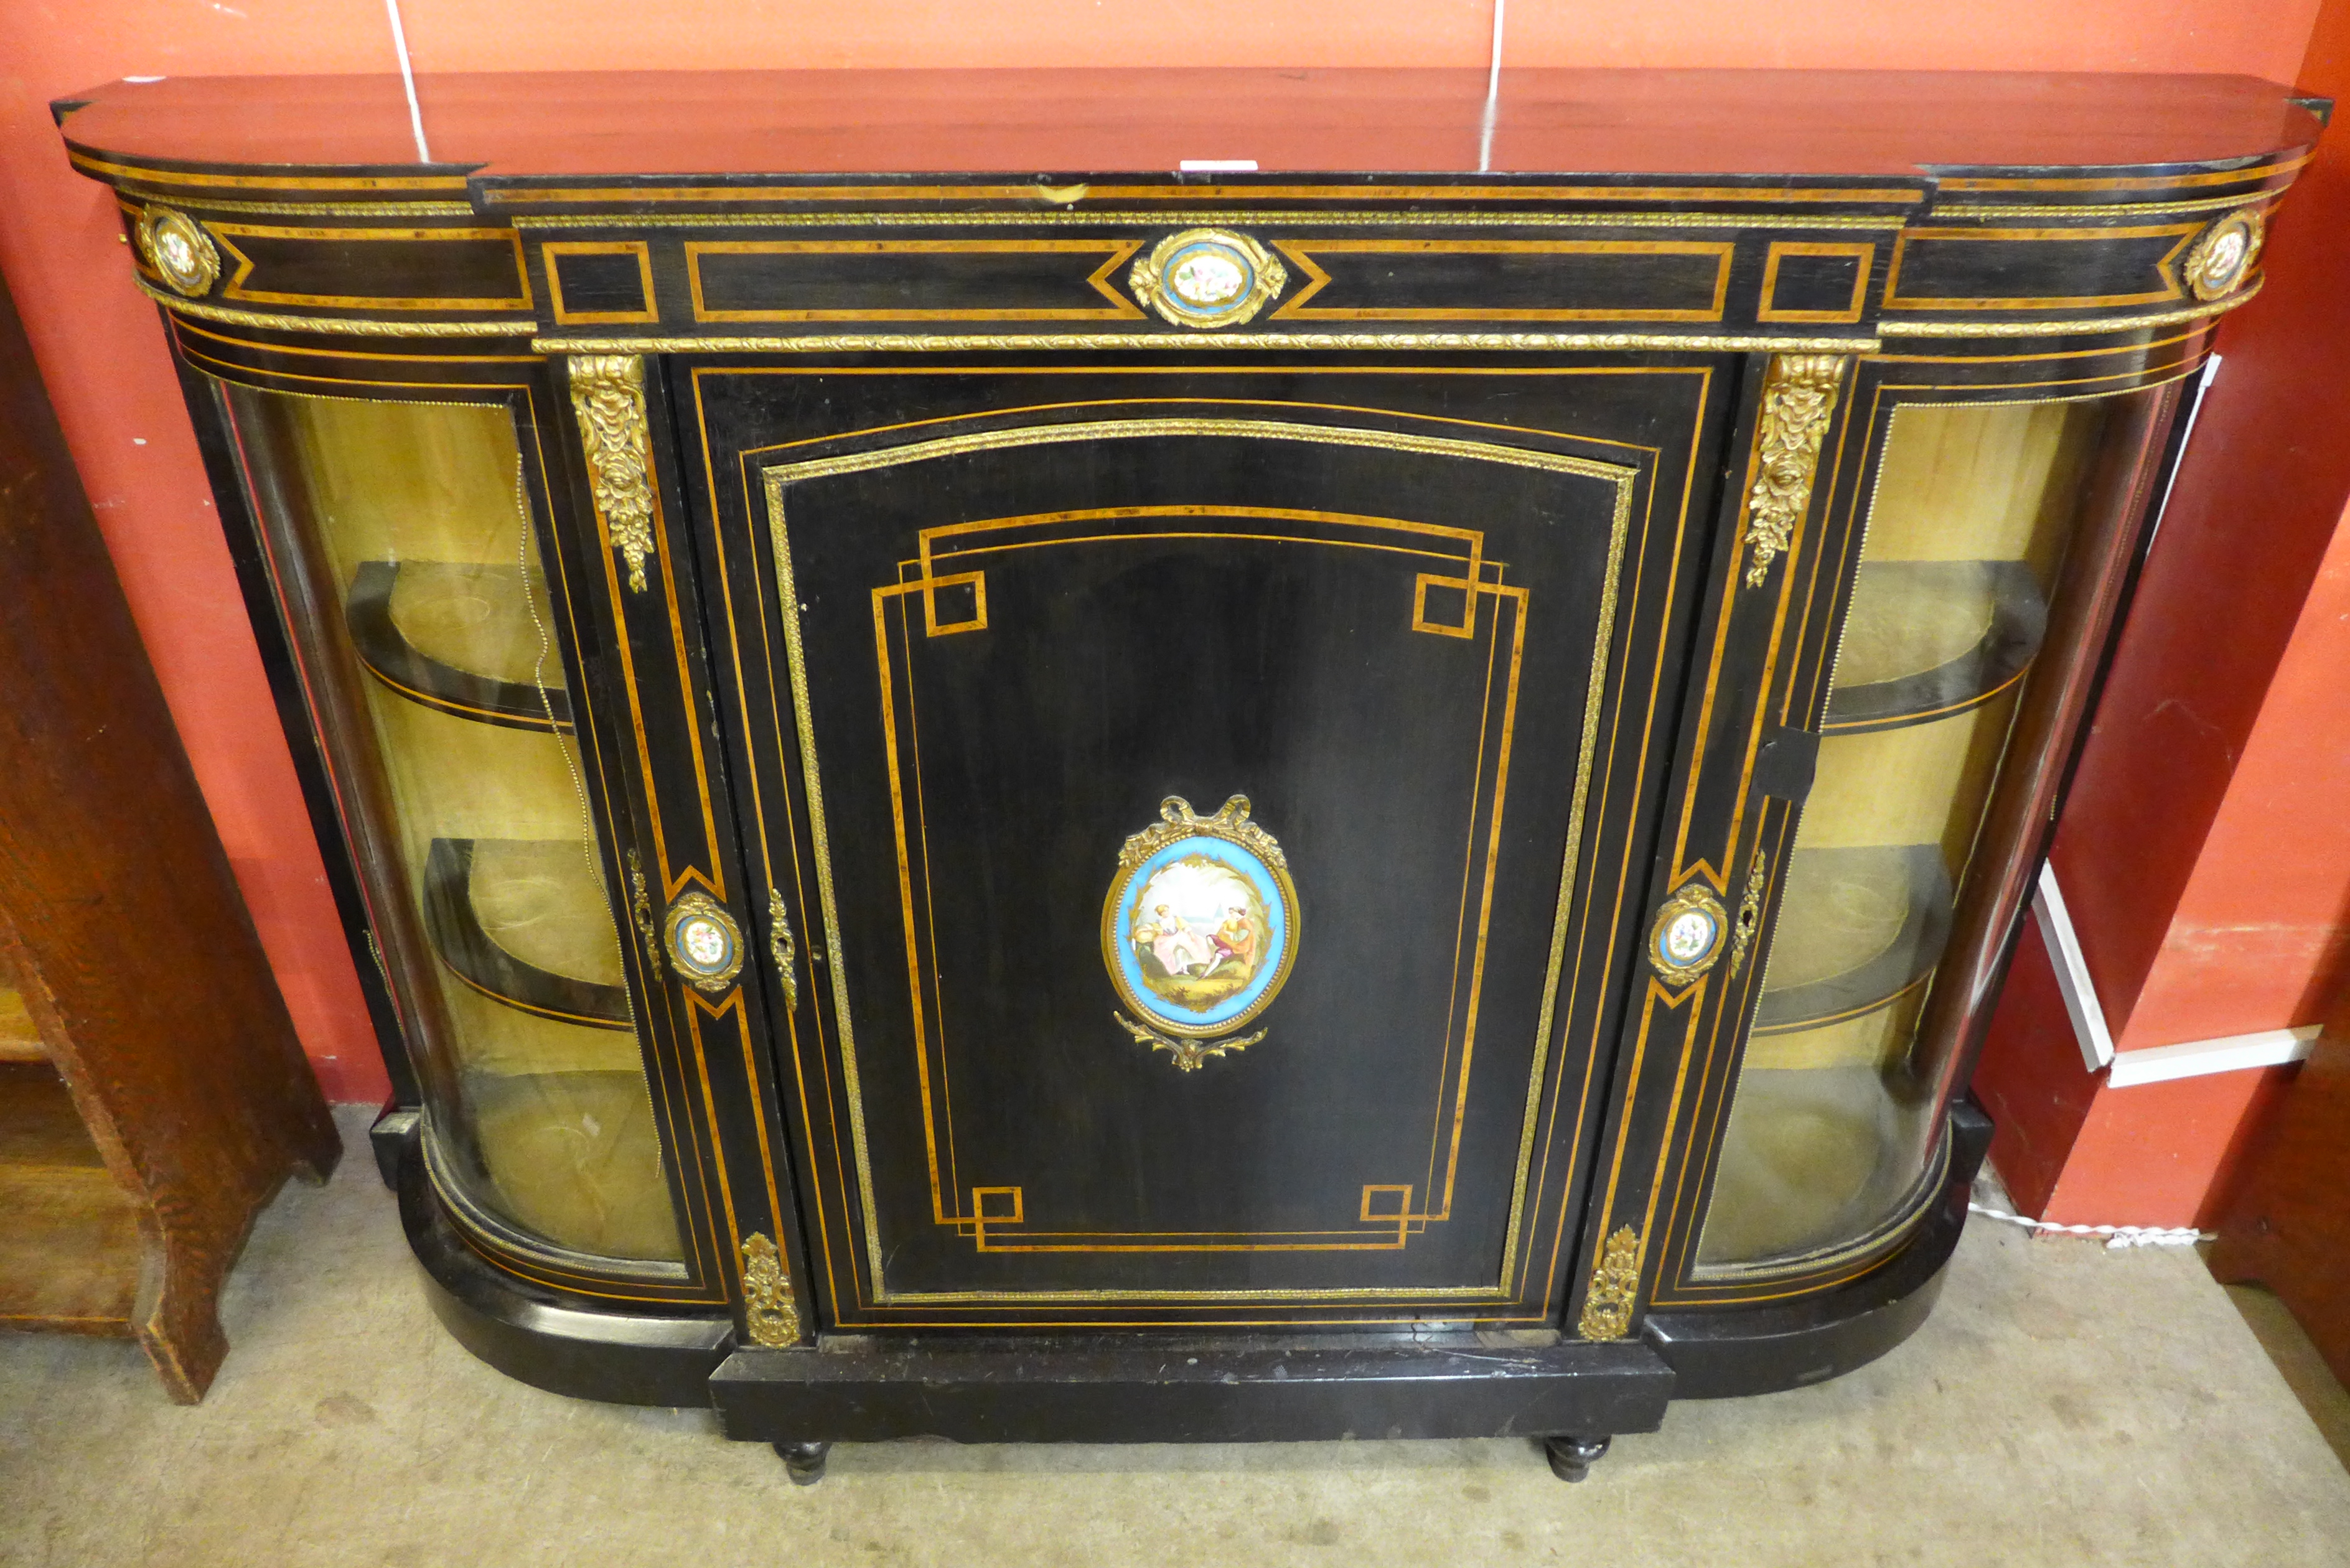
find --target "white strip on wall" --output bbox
[2107,1025,2321,1088]
[384,0,430,163]
[2016,354,2326,1090]
[2034,862,2115,1072]
[2143,353,2222,556]
[2034,863,2321,1085]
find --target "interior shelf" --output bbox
[0,987,43,1064]
[347,559,572,731]
[0,1062,139,1327]
[1754,842,1952,1034]
[422,838,633,1029]
[1822,560,2045,734]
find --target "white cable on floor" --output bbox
[385,0,431,164]
[1968,1201,2212,1250]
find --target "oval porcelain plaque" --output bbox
[1660,907,1719,966]
[681,917,731,969]
[1645,882,1728,987]
[1166,243,1250,311]
[1103,795,1298,1039]
[663,889,745,992]
[1127,228,1286,329]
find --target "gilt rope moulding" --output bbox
[54,67,2320,1482]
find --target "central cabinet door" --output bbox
[685,362,1728,1328]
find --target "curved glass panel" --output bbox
[1700,396,2119,1270]
[222,388,681,1264]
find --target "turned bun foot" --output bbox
[774,1440,831,1485]
[1544,1434,1611,1482]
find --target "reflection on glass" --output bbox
[224,390,681,1264]
[1701,398,2111,1269]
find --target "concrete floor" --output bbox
[4,1109,2349,1568]
[2224,1277,2350,1475]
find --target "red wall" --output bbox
[1973,930,2301,1228]
[2051,0,2350,1055]
[1972,0,2350,1228]
[2128,505,2350,1047]
[0,4,2327,1101]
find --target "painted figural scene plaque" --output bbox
[1103,795,1298,1070]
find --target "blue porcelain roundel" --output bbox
[1102,795,1298,1038]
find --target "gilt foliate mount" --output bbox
[1741,353,1847,588]
[568,354,659,594]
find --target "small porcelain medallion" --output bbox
[1128,229,1286,329]
[1662,908,1718,966]
[663,890,745,993]
[2183,208,2265,302]
[135,205,220,299]
[1647,883,1729,987]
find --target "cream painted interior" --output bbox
[230,388,679,1264]
[1702,396,2116,1271]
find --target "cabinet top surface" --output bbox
[56,69,2320,181]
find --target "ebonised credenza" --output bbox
[57,67,2320,1478]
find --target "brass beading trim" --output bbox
[535,330,1879,355]
[1876,279,2262,337]
[141,276,2257,350]
[137,196,481,218]
[510,208,1910,233]
[135,279,536,337]
[1932,192,2285,220]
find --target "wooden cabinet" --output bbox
[0,261,338,1402]
[58,67,2316,1469]
[2211,993,2350,1386]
